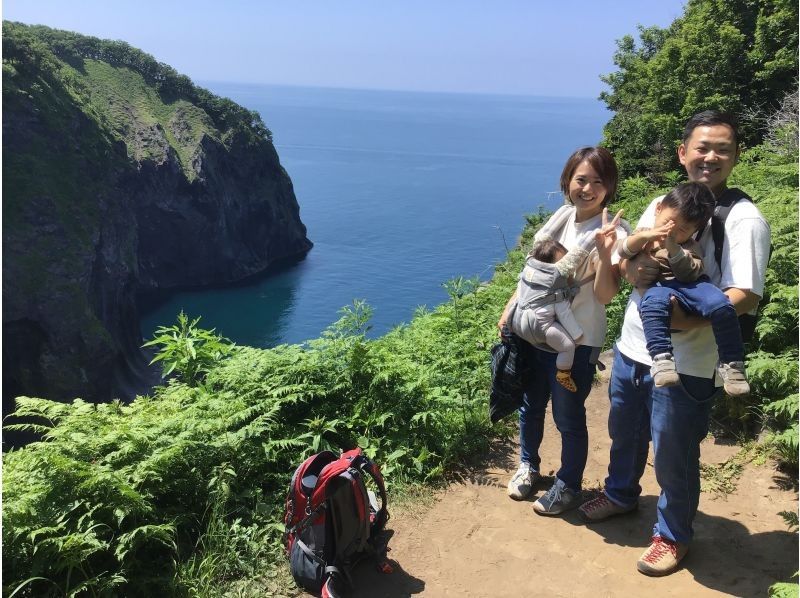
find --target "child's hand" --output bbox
[663,230,681,254]
[641,220,674,242]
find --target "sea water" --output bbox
[139,84,608,347]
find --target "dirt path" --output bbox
[349,352,798,597]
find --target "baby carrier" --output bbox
[508,205,606,346]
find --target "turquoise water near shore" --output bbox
[139,85,608,346]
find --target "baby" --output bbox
[619,182,749,396]
[510,230,598,392]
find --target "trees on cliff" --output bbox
[3,21,272,142]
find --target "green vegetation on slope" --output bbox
[3,20,270,192]
[2,212,546,597]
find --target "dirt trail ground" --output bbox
[348,352,798,597]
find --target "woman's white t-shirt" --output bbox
[547,205,629,349]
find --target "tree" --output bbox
[600,0,798,181]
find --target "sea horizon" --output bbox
[197,79,607,103]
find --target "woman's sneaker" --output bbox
[507,463,540,500]
[532,478,580,515]
[717,361,750,397]
[651,353,680,387]
[578,493,637,523]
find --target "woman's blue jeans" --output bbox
[518,344,596,492]
[603,347,718,544]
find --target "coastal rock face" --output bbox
[2,22,312,410]
[133,130,309,290]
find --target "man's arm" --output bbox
[669,288,760,330]
[722,288,761,315]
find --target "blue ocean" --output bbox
[139,84,608,346]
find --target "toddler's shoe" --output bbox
[717,361,750,397]
[651,353,680,387]
[556,369,577,392]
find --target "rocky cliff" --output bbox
[2,22,313,412]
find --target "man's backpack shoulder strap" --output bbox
[710,187,753,269]
[706,188,774,346]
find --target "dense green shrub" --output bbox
[600,0,798,179]
[1,207,545,596]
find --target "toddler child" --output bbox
[619,182,749,396]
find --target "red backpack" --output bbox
[284,447,390,597]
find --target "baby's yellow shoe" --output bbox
[556,369,577,392]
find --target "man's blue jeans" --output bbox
[519,344,596,492]
[603,347,718,544]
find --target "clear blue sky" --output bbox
[3,1,686,97]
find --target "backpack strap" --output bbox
[710,188,753,270]
[284,501,328,538]
[700,188,763,345]
[356,456,389,531]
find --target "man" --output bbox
[577,111,771,576]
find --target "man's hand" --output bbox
[621,252,660,288]
[669,297,706,330]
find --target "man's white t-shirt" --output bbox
[615,194,771,380]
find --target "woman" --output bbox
[498,147,627,515]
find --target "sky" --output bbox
[2,1,686,97]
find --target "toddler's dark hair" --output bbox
[532,238,568,263]
[661,182,715,227]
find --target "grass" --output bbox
[79,59,221,177]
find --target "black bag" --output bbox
[489,329,530,423]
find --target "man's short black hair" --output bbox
[683,110,739,146]
[661,182,715,227]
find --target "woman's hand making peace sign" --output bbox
[595,207,624,263]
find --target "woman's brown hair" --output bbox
[559,146,618,207]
